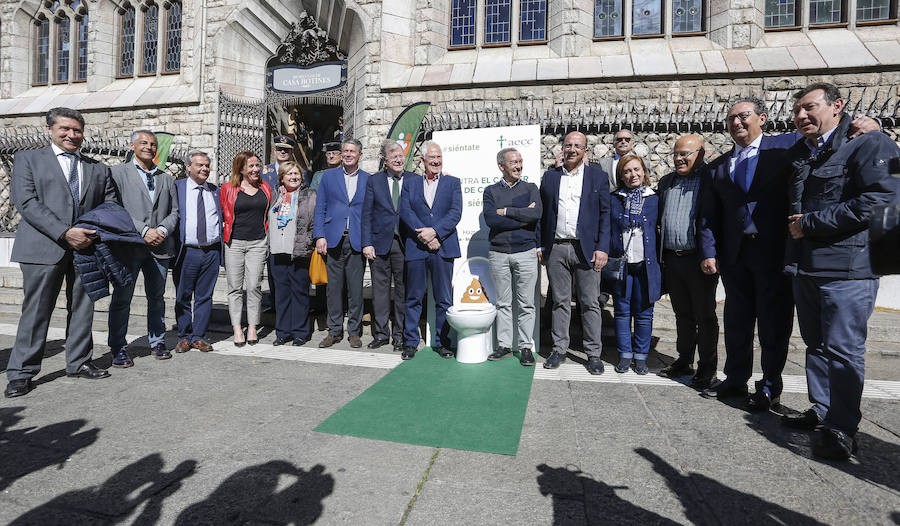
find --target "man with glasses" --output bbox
[698,97,878,411]
[599,129,647,191]
[361,140,414,351]
[655,134,719,390]
[538,131,611,374]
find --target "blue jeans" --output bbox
[108,251,169,350]
[612,262,654,360]
[793,275,877,436]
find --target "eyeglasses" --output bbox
[614,137,632,143]
[563,143,586,150]
[726,111,755,123]
[673,149,700,159]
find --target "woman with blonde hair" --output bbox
[220,151,272,346]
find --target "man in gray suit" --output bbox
[598,129,648,191]
[108,130,179,364]
[5,107,118,398]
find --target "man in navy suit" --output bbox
[398,141,462,360]
[537,131,611,374]
[314,138,371,349]
[362,140,414,351]
[172,152,222,354]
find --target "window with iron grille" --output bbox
[56,14,70,83]
[450,0,477,47]
[142,4,159,75]
[164,1,182,72]
[76,14,88,81]
[809,0,843,24]
[857,0,893,21]
[518,0,547,42]
[35,18,50,85]
[764,0,798,27]
[485,0,512,44]
[119,6,136,76]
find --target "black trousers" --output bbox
[325,235,365,337]
[369,237,405,344]
[663,251,720,380]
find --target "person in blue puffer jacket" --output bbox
[73,202,147,301]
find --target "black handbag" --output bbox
[600,231,634,294]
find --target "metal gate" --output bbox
[216,92,266,182]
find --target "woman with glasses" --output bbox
[221,150,272,346]
[609,154,662,374]
[268,161,316,346]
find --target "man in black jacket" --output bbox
[782,82,899,460]
[483,148,542,366]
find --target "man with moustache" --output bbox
[398,141,462,360]
[172,152,223,354]
[782,83,898,460]
[599,129,647,192]
[484,147,542,367]
[109,130,179,364]
[655,135,719,389]
[361,140,415,351]
[314,139,371,349]
[5,107,118,398]
[537,131,611,374]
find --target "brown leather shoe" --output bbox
[349,335,362,348]
[319,334,342,348]
[175,338,192,353]
[192,339,214,352]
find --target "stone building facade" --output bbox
[1,0,900,181]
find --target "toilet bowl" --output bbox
[446,257,497,364]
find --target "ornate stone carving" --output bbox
[268,11,346,67]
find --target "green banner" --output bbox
[383,102,430,171]
[153,132,175,168]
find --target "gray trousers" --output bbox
[489,248,538,350]
[224,237,268,326]
[546,242,603,357]
[326,235,365,337]
[370,237,405,343]
[7,255,94,380]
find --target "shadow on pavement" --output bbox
[636,448,827,526]
[743,411,900,493]
[0,406,100,493]
[10,453,196,525]
[174,461,334,525]
[536,463,680,525]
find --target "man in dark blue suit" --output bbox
[172,152,222,353]
[782,83,898,460]
[314,138,371,348]
[537,131,611,374]
[398,141,462,360]
[362,140,414,351]
[699,98,797,410]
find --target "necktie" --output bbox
[197,187,207,245]
[391,176,401,210]
[65,153,80,218]
[146,172,155,192]
[733,147,752,192]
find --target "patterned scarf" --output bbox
[274,187,296,228]
[624,185,646,230]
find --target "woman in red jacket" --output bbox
[220,150,272,346]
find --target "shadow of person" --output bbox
[742,411,900,493]
[10,453,196,525]
[536,463,680,525]
[175,461,334,525]
[0,406,100,493]
[635,448,827,526]
[0,339,67,372]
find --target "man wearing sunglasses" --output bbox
[599,129,648,192]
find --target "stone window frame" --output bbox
[592,0,706,41]
[115,0,181,80]
[764,0,897,30]
[449,0,549,50]
[31,0,89,87]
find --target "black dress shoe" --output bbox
[519,349,535,366]
[700,380,749,400]
[488,347,512,361]
[689,376,716,391]
[67,363,111,379]
[436,347,453,359]
[368,338,389,349]
[393,343,403,352]
[543,351,565,369]
[273,337,292,346]
[292,338,310,346]
[4,379,32,398]
[743,389,781,412]
[401,346,416,360]
[586,356,604,375]
[813,428,858,461]
[781,408,824,430]
[657,360,695,378]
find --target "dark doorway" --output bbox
[267,104,342,173]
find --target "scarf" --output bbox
[624,185,645,230]
[274,187,296,228]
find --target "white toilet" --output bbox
[446,257,497,364]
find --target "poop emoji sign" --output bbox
[460,278,489,303]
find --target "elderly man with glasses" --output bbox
[599,129,648,192]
